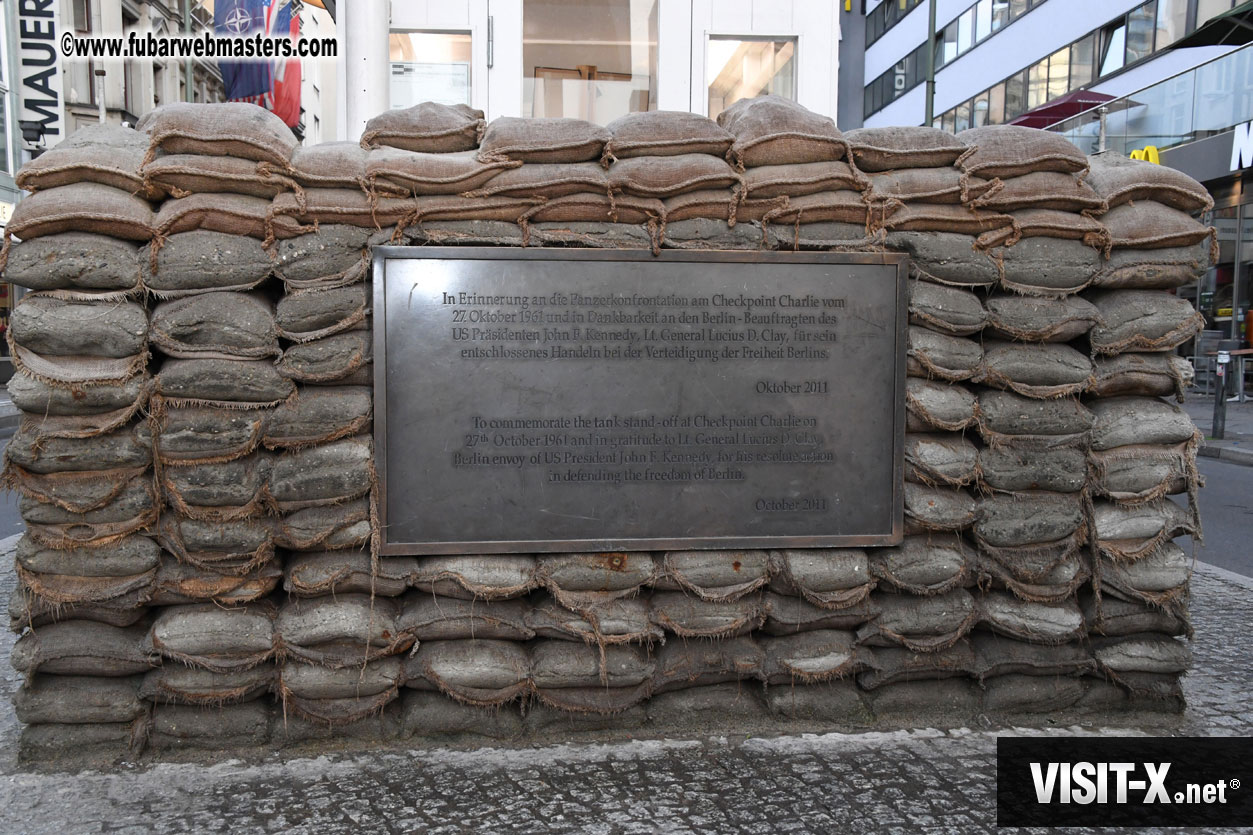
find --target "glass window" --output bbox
[525,0,659,123]
[976,0,993,41]
[390,32,472,108]
[1070,34,1095,88]
[1027,56,1049,109]
[988,82,1006,124]
[1197,0,1235,27]
[0,90,8,175]
[955,100,971,132]
[707,36,795,120]
[991,0,1010,31]
[1155,0,1187,49]
[972,90,990,127]
[957,9,975,53]
[1004,70,1026,119]
[1100,23,1126,76]
[1048,46,1070,100]
[940,22,959,67]
[1126,1,1157,64]
[1009,0,1028,20]
[942,110,956,133]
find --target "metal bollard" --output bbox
[1214,350,1230,439]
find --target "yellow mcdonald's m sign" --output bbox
[1129,146,1161,164]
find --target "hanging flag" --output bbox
[215,0,270,101]
[267,0,302,127]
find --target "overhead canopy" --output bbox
[1008,89,1117,130]
[1171,0,1253,48]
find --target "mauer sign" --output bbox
[14,0,65,145]
[374,248,906,555]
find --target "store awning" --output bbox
[1172,0,1253,48]
[1008,89,1117,130]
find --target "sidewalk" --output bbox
[1183,391,1253,467]
[0,534,1250,833]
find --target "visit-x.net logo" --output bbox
[997,737,1251,827]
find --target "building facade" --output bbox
[334,0,842,140]
[857,0,1238,131]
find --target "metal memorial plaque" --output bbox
[374,248,906,555]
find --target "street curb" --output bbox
[1199,441,1253,467]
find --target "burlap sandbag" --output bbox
[270,188,415,232]
[984,293,1100,342]
[410,556,538,601]
[398,595,532,642]
[267,434,372,511]
[977,341,1093,398]
[761,590,873,634]
[975,389,1093,448]
[478,116,610,164]
[9,295,148,358]
[603,111,733,161]
[1090,240,1212,290]
[276,284,369,344]
[654,550,770,602]
[405,639,531,707]
[154,405,268,464]
[284,551,413,598]
[980,208,1108,251]
[141,153,296,199]
[3,233,141,294]
[768,549,874,608]
[906,326,982,381]
[649,591,765,639]
[276,594,411,668]
[1102,202,1215,250]
[154,358,295,408]
[461,162,609,199]
[365,147,519,195]
[276,331,370,383]
[11,621,155,677]
[275,497,370,552]
[992,236,1102,297]
[16,123,156,197]
[974,491,1085,553]
[140,664,274,706]
[908,280,987,336]
[359,102,485,153]
[761,630,862,685]
[867,167,998,205]
[149,292,279,360]
[140,230,272,297]
[905,378,976,432]
[882,204,1013,237]
[1088,396,1198,450]
[6,370,146,417]
[150,556,281,606]
[661,190,742,226]
[140,101,297,165]
[884,231,1000,288]
[978,591,1085,645]
[1086,289,1205,355]
[743,160,866,198]
[5,182,156,243]
[1082,594,1188,638]
[155,193,272,240]
[857,589,977,651]
[262,386,372,449]
[5,420,150,473]
[527,596,660,645]
[979,445,1087,493]
[904,432,979,487]
[608,154,741,198]
[536,553,656,606]
[288,141,381,191]
[272,225,391,290]
[149,600,276,672]
[15,675,149,725]
[1086,151,1213,212]
[869,534,968,596]
[717,95,846,168]
[148,701,271,749]
[971,171,1104,212]
[902,482,977,533]
[650,636,764,693]
[15,534,159,606]
[844,126,968,171]
[1090,444,1193,504]
[957,125,1089,178]
[161,451,272,518]
[764,190,875,228]
[8,585,149,630]
[1089,353,1193,400]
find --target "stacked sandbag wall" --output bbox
[2,98,1206,757]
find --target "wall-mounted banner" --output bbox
[15,0,66,145]
[374,248,907,555]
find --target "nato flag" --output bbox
[215,0,271,100]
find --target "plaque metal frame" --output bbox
[373,247,907,555]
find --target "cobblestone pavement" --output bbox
[0,535,1249,834]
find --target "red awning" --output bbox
[1008,90,1117,130]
